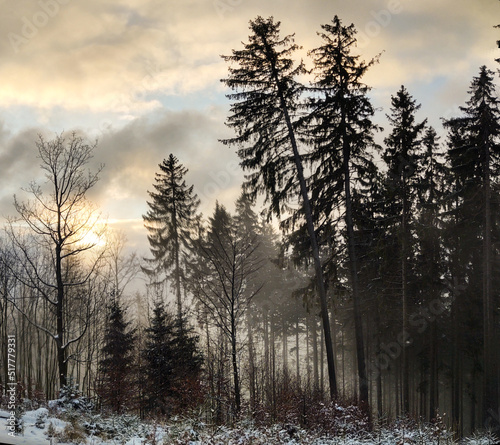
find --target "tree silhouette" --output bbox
[98,296,136,413]
[143,154,199,323]
[305,16,381,408]
[443,66,500,425]
[221,15,338,399]
[382,86,426,414]
[5,133,105,388]
[190,203,262,415]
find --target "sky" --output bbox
[0,0,499,259]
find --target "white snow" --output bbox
[0,408,498,444]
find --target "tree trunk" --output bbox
[341,328,345,397]
[306,315,311,387]
[55,243,67,389]
[247,311,256,413]
[271,310,277,419]
[341,109,368,409]
[231,328,240,416]
[295,316,300,382]
[429,320,438,421]
[231,307,241,416]
[282,315,288,377]
[376,349,383,419]
[452,304,461,431]
[374,306,383,419]
[263,38,337,398]
[174,231,183,325]
[401,178,410,415]
[482,140,498,423]
[311,315,319,392]
[263,307,270,404]
[1,275,8,392]
[320,326,325,395]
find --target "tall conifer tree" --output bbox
[443,66,500,425]
[221,15,338,399]
[143,154,200,323]
[414,127,447,421]
[306,16,381,408]
[382,86,426,415]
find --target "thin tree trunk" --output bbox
[401,179,410,415]
[231,325,240,416]
[306,315,311,388]
[247,311,256,413]
[320,326,325,395]
[341,111,368,408]
[296,316,300,382]
[452,305,461,430]
[1,275,8,393]
[312,315,319,392]
[470,369,477,432]
[376,346,383,419]
[263,307,270,405]
[482,139,497,423]
[395,363,400,417]
[271,310,277,419]
[55,243,67,389]
[282,315,288,377]
[263,37,337,398]
[429,320,438,421]
[174,233,183,325]
[341,328,345,397]
[170,174,183,326]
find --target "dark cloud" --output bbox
[0,127,45,195]
[90,107,241,215]
[0,109,242,259]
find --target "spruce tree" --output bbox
[98,297,136,413]
[382,86,427,415]
[443,66,500,426]
[351,164,386,417]
[142,301,176,415]
[305,15,381,408]
[221,15,338,399]
[142,301,203,416]
[414,127,447,421]
[143,154,200,323]
[169,315,204,413]
[441,119,481,429]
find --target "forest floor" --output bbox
[0,407,499,444]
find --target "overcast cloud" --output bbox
[1,0,499,256]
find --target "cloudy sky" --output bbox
[0,0,498,256]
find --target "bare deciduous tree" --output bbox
[190,203,262,416]
[4,133,106,388]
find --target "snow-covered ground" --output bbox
[1,408,499,444]
[0,408,64,444]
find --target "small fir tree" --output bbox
[142,302,175,416]
[98,297,136,414]
[142,301,203,416]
